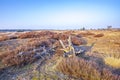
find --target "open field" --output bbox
[0,29,120,80]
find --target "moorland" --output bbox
[0,29,120,80]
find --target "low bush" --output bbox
[51,33,69,40]
[18,31,55,39]
[56,57,120,80]
[0,38,53,67]
[0,36,9,42]
[71,36,87,45]
[2,51,35,66]
[77,32,95,37]
[94,33,104,37]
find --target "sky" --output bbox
[0,0,120,29]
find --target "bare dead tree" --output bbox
[59,36,95,57]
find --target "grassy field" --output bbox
[0,29,120,80]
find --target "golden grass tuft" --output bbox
[104,56,120,68]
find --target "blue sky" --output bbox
[0,0,120,29]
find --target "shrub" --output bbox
[101,68,120,80]
[51,33,60,40]
[71,36,87,45]
[54,49,64,57]
[2,51,35,66]
[51,33,69,40]
[56,57,101,80]
[18,31,55,39]
[0,36,9,41]
[77,31,95,37]
[94,33,104,37]
[27,38,52,48]
[58,33,69,40]
[56,57,120,80]
[0,38,52,66]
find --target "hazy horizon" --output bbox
[0,0,120,29]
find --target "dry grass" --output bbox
[84,30,120,71]
[85,30,120,55]
[104,56,120,68]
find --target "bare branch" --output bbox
[68,36,72,46]
[59,40,65,48]
[71,46,76,56]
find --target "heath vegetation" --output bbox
[0,29,120,80]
